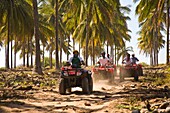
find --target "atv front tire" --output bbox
[88,76,93,93]
[82,77,90,94]
[59,78,66,95]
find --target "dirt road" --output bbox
[0,75,143,113]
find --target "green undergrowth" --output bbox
[142,65,170,87]
[116,97,142,111]
[0,68,59,89]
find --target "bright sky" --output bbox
[0,0,167,67]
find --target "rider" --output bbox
[131,54,139,64]
[122,53,132,66]
[107,54,113,64]
[68,50,85,68]
[97,52,110,66]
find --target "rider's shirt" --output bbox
[131,57,139,64]
[99,58,109,66]
[123,57,132,65]
[68,56,83,68]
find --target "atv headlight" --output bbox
[63,72,68,76]
[88,71,92,74]
[77,72,82,76]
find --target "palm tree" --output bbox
[0,0,34,68]
[55,0,59,69]
[134,0,166,65]
[32,0,43,74]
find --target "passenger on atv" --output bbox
[131,54,139,65]
[120,53,142,81]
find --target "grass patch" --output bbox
[116,97,142,110]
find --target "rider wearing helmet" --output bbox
[68,50,85,68]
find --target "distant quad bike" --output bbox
[59,65,93,95]
[119,64,143,81]
[92,64,116,83]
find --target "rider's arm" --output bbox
[136,57,139,62]
[79,57,85,65]
[68,57,73,64]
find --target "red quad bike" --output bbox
[119,64,143,81]
[92,64,116,83]
[59,65,93,95]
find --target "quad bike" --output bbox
[92,64,116,83]
[119,63,143,81]
[59,65,93,95]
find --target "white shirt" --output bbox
[123,57,132,65]
[99,58,109,66]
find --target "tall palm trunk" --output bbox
[50,37,53,69]
[114,45,117,65]
[79,39,81,55]
[49,48,53,69]
[55,0,59,69]
[42,46,45,68]
[110,45,114,63]
[106,41,109,55]
[150,49,153,66]
[33,0,43,74]
[85,4,92,66]
[30,39,33,68]
[27,37,30,67]
[23,37,26,66]
[6,18,10,69]
[67,36,70,60]
[11,37,13,69]
[73,38,75,50]
[92,39,95,65]
[60,39,62,67]
[167,0,170,64]
[14,36,16,68]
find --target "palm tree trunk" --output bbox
[6,18,10,69]
[30,39,33,68]
[55,0,59,69]
[85,4,92,66]
[11,37,13,69]
[167,0,170,64]
[150,49,153,66]
[42,46,45,68]
[49,48,52,69]
[92,39,95,65]
[111,45,114,63]
[106,41,109,55]
[23,37,26,67]
[73,38,75,50]
[79,39,81,55]
[114,45,117,65]
[14,36,16,68]
[60,39,62,67]
[33,0,43,74]
[67,36,70,60]
[27,36,30,67]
